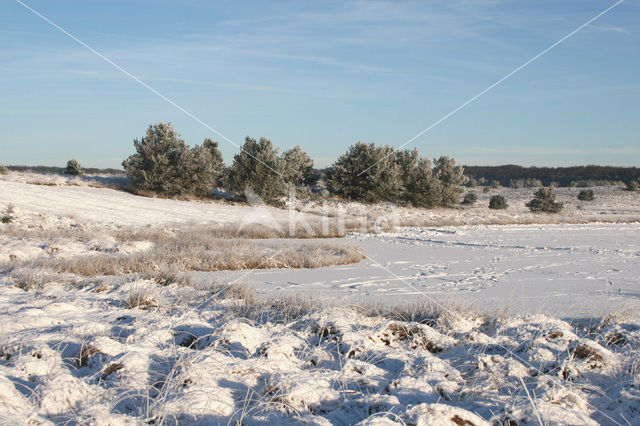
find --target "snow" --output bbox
[2,173,640,424]
[1,281,638,424]
[230,222,640,317]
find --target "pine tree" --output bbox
[227,137,287,204]
[327,142,401,203]
[489,195,508,209]
[395,150,442,208]
[526,188,563,213]
[122,123,224,196]
[65,159,83,176]
[281,145,313,185]
[433,156,467,206]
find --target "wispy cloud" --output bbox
[590,24,630,35]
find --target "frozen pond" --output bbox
[213,223,640,317]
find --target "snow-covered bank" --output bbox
[0,178,297,229]
[1,279,639,425]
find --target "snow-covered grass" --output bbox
[12,238,363,276]
[1,279,639,425]
[1,210,364,274]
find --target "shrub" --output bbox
[626,181,638,192]
[462,192,478,205]
[65,159,83,176]
[0,165,8,175]
[488,195,508,209]
[226,136,287,204]
[526,188,564,213]
[577,189,595,201]
[328,142,401,203]
[122,123,224,196]
[281,145,314,185]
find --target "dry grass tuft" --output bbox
[8,268,49,291]
[115,220,347,241]
[226,290,322,324]
[124,282,160,309]
[357,299,460,326]
[78,344,102,367]
[573,344,603,362]
[141,269,193,287]
[100,362,124,381]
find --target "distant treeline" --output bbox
[5,165,125,175]
[463,165,640,187]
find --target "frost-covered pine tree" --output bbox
[123,123,190,194]
[395,149,442,207]
[180,140,225,196]
[202,138,225,175]
[394,148,420,196]
[122,123,223,196]
[226,137,287,205]
[65,159,83,176]
[327,142,401,203]
[281,145,313,185]
[526,188,563,213]
[433,156,467,206]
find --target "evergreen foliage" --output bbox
[0,204,14,224]
[227,137,287,204]
[402,157,442,208]
[577,189,595,201]
[122,123,224,196]
[510,178,542,189]
[327,144,467,207]
[65,159,83,176]
[462,192,478,205]
[489,195,508,209]
[282,145,314,185]
[526,188,564,213]
[327,142,401,203]
[433,156,467,206]
[465,164,640,188]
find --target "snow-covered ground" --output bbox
[2,279,639,425]
[0,177,297,228]
[2,173,640,424]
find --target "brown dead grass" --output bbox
[116,220,348,241]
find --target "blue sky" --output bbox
[1,0,639,168]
